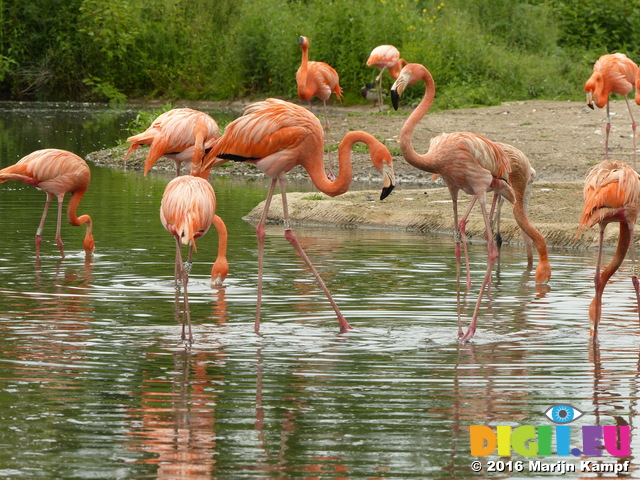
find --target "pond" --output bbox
[0,102,639,479]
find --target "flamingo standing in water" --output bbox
[391,63,515,341]
[124,108,219,176]
[367,44,407,112]
[584,53,638,167]
[200,98,396,333]
[296,36,342,177]
[161,175,229,342]
[490,143,551,283]
[0,149,94,258]
[576,160,640,336]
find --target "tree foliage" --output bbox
[0,0,637,108]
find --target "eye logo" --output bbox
[544,405,584,424]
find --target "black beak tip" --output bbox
[391,90,400,111]
[380,184,395,201]
[587,103,594,110]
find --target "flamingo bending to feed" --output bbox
[391,63,515,341]
[490,143,551,284]
[124,108,219,176]
[161,175,229,342]
[584,53,638,167]
[367,44,407,111]
[200,98,395,333]
[576,160,640,336]
[0,149,94,257]
[296,36,342,176]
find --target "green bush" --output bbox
[0,0,633,107]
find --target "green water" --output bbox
[0,103,639,479]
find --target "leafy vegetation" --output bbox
[0,0,638,109]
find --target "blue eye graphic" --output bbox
[544,405,584,424]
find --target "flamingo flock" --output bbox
[1,40,638,343]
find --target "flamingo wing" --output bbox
[579,160,640,231]
[203,99,320,174]
[367,45,400,69]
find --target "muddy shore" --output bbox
[87,99,639,250]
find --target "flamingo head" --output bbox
[298,36,309,50]
[211,258,229,287]
[390,64,417,110]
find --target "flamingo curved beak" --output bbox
[380,163,396,200]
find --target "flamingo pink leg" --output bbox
[35,192,54,255]
[628,223,640,322]
[605,102,612,161]
[461,194,498,342]
[254,178,279,334]
[623,97,637,169]
[174,237,193,343]
[592,227,606,335]
[55,194,65,257]
[278,175,352,333]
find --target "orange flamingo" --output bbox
[124,107,219,176]
[367,44,407,111]
[584,53,638,167]
[576,160,640,336]
[0,149,94,258]
[160,175,229,342]
[297,36,342,176]
[391,63,515,341]
[490,142,551,284]
[200,98,395,333]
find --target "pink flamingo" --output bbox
[576,160,640,336]
[124,108,219,176]
[367,44,407,111]
[161,175,229,342]
[490,142,551,284]
[297,35,342,177]
[0,149,94,258]
[200,98,395,333]
[584,53,638,167]
[391,63,515,341]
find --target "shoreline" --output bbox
[86,99,640,251]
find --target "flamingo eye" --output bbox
[544,405,584,424]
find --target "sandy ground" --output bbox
[87,99,640,250]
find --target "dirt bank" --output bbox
[87,99,639,250]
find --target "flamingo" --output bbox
[584,53,638,168]
[367,44,407,112]
[490,142,551,284]
[296,35,342,177]
[0,149,94,258]
[391,63,515,341]
[124,108,219,176]
[200,98,396,333]
[160,175,229,342]
[576,160,640,336]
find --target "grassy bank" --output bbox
[1,0,638,109]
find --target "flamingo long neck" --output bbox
[399,67,437,173]
[301,133,359,197]
[297,43,309,99]
[589,222,631,324]
[510,170,549,264]
[601,222,630,288]
[67,189,94,253]
[211,214,229,284]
